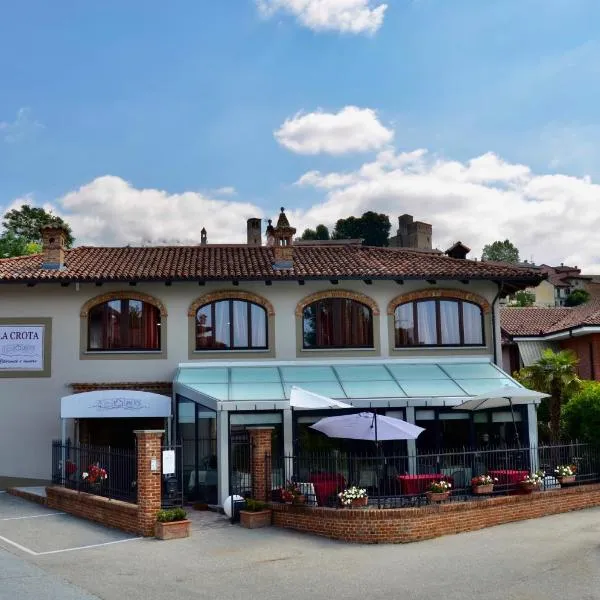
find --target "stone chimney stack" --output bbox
[247,218,262,246]
[41,225,68,270]
[200,228,207,245]
[272,207,296,268]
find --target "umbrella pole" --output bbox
[373,411,381,509]
[509,399,521,449]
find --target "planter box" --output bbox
[293,494,306,505]
[426,491,450,503]
[558,475,576,486]
[350,496,368,508]
[240,509,272,529]
[155,519,191,540]
[472,484,494,495]
[519,482,540,494]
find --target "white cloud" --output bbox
[256,0,387,35]
[211,186,238,196]
[275,106,393,155]
[0,107,44,143]
[45,176,262,246]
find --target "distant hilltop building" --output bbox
[388,214,432,250]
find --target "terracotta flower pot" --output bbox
[472,484,494,495]
[519,482,539,494]
[350,496,368,508]
[426,491,450,503]
[240,509,272,529]
[558,475,575,485]
[155,519,191,540]
[293,494,306,505]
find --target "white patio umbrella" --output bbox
[310,412,424,442]
[289,386,352,409]
[453,384,549,447]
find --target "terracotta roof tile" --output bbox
[0,244,544,285]
[500,307,572,337]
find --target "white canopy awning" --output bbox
[60,389,172,419]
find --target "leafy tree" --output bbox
[565,289,590,307]
[514,349,581,441]
[514,291,536,307]
[2,205,74,248]
[481,239,519,263]
[0,231,41,258]
[301,224,330,241]
[562,381,600,444]
[333,211,391,246]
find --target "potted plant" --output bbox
[286,481,306,505]
[519,471,544,494]
[554,465,576,485]
[338,486,368,508]
[239,499,272,528]
[426,480,451,503]
[155,508,191,540]
[471,474,497,495]
[82,464,108,493]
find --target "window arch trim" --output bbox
[387,288,490,316]
[188,290,274,318]
[81,291,167,318]
[295,290,380,317]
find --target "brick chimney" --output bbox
[41,225,68,270]
[272,208,296,269]
[247,218,261,246]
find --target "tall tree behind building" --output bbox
[481,239,520,263]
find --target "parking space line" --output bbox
[0,513,65,521]
[36,537,143,555]
[0,534,38,556]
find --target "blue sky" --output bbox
[2,0,600,268]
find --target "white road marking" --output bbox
[36,537,143,555]
[0,534,38,556]
[0,513,65,521]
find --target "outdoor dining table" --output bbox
[396,474,454,495]
[488,469,529,486]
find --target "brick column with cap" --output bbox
[247,427,274,502]
[135,430,164,536]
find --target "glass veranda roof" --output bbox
[174,360,521,407]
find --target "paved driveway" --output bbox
[1,492,600,600]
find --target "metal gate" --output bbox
[229,430,252,499]
[161,443,184,508]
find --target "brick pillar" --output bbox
[135,430,164,537]
[248,427,274,502]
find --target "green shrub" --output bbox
[562,381,600,444]
[156,507,188,522]
[243,499,268,512]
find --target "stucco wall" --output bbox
[0,278,499,478]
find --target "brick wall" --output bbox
[248,428,273,502]
[135,430,164,536]
[46,487,139,535]
[561,334,600,380]
[271,484,600,543]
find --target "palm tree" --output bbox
[515,349,581,442]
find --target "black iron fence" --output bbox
[52,440,137,503]
[267,441,600,509]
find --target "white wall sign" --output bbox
[162,450,175,475]
[0,325,44,371]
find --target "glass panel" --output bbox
[280,366,337,382]
[195,304,213,349]
[342,380,405,398]
[492,411,522,423]
[302,304,318,348]
[232,301,249,348]
[442,363,506,379]
[333,365,393,381]
[455,378,517,395]
[230,413,282,425]
[400,379,468,397]
[230,367,281,383]
[283,381,346,399]
[177,400,195,424]
[187,383,229,401]
[394,303,415,346]
[439,412,469,420]
[387,364,450,380]
[417,301,437,344]
[473,413,488,423]
[439,301,460,345]
[176,368,228,384]
[415,410,435,420]
[214,301,230,349]
[463,303,484,344]
[229,382,285,401]
[251,304,267,348]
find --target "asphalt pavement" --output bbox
[1,492,600,600]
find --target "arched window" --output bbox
[394,299,484,347]
[88,298,161,351]
[303,298,373,349]
[195,299,268,350]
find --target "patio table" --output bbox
[396,474,454,495]
[488,469,529,486]
[309,473,346,506]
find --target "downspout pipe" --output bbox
[491,282,505,365]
